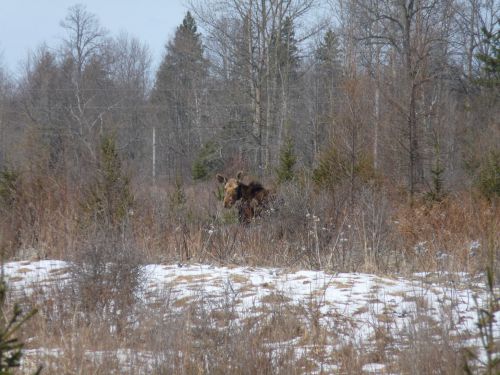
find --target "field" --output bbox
[5,257,499,374]
[2,183,499,374]
[0,1,499,372]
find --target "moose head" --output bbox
[216,171,244,208]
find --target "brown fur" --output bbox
[216,171,273,223]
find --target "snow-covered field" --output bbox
[4,260,499,373]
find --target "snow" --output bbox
[3,260,499,372]
[362,363,386,373]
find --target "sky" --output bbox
[0,0,188,76]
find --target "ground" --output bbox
[3,260,499,374]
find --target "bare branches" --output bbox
[60,4,109,81]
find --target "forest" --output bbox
[0,0,499,373]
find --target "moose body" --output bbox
[216,171,273,223]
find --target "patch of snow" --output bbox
[362,362,386,373]
[4,260,499,373]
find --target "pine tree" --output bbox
[275,17,300,78]
[82,134,134,230]
[267,17,300,92]
[192,141,223,181]
[151,11,208,178]
[276,136,297,184]
[477,150,500,201]
[0,274,41,374]
[477,19,500,87]
[312,146,345,190]
[0,168,18,210]
[313,29,343,162]
[316,28,342,78]
[425,159,446,202]
[153,11,206,92]
[170,175,186,208]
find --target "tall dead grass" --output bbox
[1,173,498,275]
[12,264,494,374]
[5,174,497,373]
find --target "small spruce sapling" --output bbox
[276,136,297,184]
[0,262,41,374]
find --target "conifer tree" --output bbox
[192,142,223,181]
[0,274,41,374]
[477,20,500,87]
[274,17,300,80]
[82,134,133,230]
[312,28,343,161]
[316,28,342,79]
[276,136,297,183]
[152,12,208,178]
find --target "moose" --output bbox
[216,171,274,224]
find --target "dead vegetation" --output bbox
[0,2,498,370]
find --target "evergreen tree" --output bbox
[153,11,206,95]
[269,16,300,99]
[316,28,342,78]
[276,136,297,183]
[268,16,301,169]
[82,134,134,230]
[275,17,300,79]
[477,150,500,201]
[312,28,343,158]
[152,11,208,178]
[192,141,223,181]
[425,159,447,202]
[0,275,41,374]
[477,19,500,87]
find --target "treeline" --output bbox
[0,1,498,261]
[0,1,498,193]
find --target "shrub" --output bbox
[477,150,500,201]
[0,168,19,210]
[312,145,376,191]
[71,226,143,326]
[81,134,134,230]
[276,136,297,184]
[192,141,223,181]
[425,160,447,202]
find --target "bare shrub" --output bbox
[395,313,465,375]
[395,193,500,274]
[146,288,303,374]
[352,184,400,273]
[70,224,144,328]
[0,167,75,260]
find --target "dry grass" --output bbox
[1,174,499,373]
[2,173,498,275]
[7,257,497,374]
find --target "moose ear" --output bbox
[216,174,227,184]
[236,171,244,181]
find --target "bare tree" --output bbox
[190,0,319,176]
[0,56,10,168]
[108,33,152,179]
[60,4,108,83]
[339,0,454,198]
[59,5,118,172]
